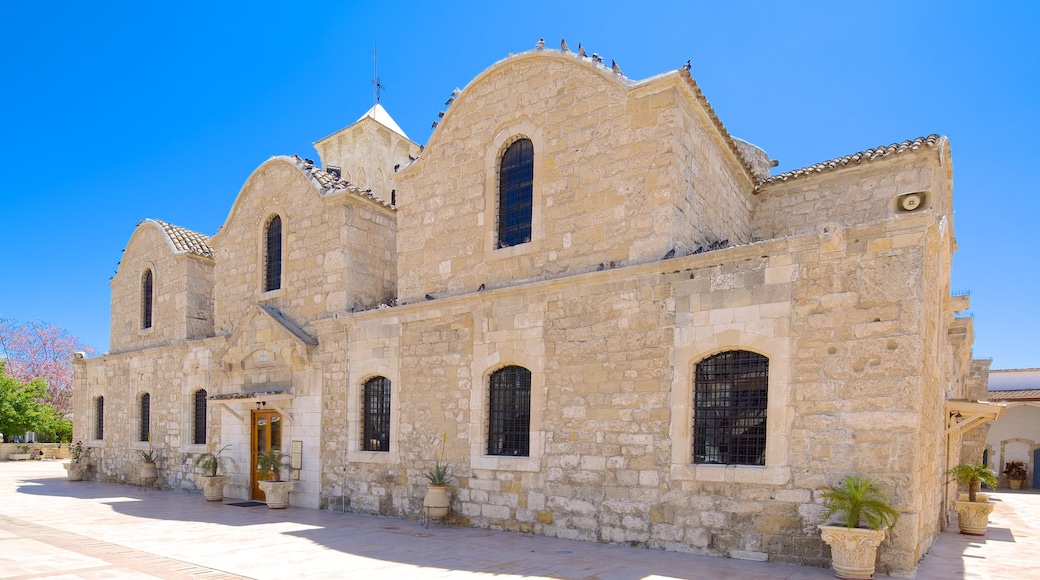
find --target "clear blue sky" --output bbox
[1,2,1037,369]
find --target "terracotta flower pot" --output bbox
[423,484,451,520]
[140,462,158,487]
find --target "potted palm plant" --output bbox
[193,445,234,501]
[256,449,293,509]
[818,474,899,580]
[63,441,92,481]
[137,449,160,487]
[948,463,998,535]
[1003,461,1027,490]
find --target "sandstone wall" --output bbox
[393,53,753,303]
[314,210,938,572]
[314,114,419,201]
[110,223,214,353]
[751,141,951,243]
[211,157,396,335]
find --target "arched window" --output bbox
[192,389,207,445]
[488,366,531,456]
[497,138,533,248]
[362,377,391,452]
[693,350,768,466]
[141,269,153,329]
[264,215,282,291]
[95,396,105,440]
[139,393,151,442]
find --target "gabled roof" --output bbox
[758,134,942,190]
[288,155,394,208]
[355,103,409,140]
[314,103,411,146]
[148,219,212,258]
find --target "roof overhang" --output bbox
[944,399,1005,437]
[209,389,293,422]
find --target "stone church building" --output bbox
[73,47,989,576]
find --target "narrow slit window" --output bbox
[264,215,282,291]
[361,377,391,452]
[193,389,207,445]
[95,396,105,440]
[139,393,151,442]
[497,138,533,248]
[142,270,153,329]
[487,366,531,456]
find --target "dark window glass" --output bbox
[193,389,207,445]
[497,139,533,248]
[264,215,282,291]
[142,270,153,329]
[95,396,105,440]
[487,366,531,456]
[139,393,151,442]
[693,351,768,466]
[362,377,391,452]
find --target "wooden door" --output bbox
[251,409,282,500]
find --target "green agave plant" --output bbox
[948,463,998,502]
[424,461,452,486]
[820,475,899,530]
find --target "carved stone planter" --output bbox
[958,492,990,503]
[196,475,229,501]
[7,453,30,461]
[953,500,995,536]
[819,525,886,579]
[258,480,294,509]
[63,462,90,481]
[1009,479,1024,490]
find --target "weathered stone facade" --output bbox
[74,47,986,576]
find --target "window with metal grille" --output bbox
[141,269,153,329]
[361,377,391,452]
[487,366,531,456]
[193,389,207,445]
[264,215,282,291]
[139,393,151,442]
[497,138,533,248]
[95,396,104,440]
[693,350,768,466]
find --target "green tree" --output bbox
[0,362,53,441]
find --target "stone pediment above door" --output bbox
[218,305,318,372]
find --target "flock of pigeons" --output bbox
[431,39,693,130]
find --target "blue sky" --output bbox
[1,1,1037,369]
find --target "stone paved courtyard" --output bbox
[1,461,1036,579]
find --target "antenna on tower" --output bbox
[372,41,385,105]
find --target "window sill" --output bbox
[471,454,540,472]
[670,463,790,485]
[346,449,399,465]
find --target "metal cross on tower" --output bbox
[372,42,385,104]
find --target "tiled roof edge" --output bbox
[288,155,395,210]
[677,70,759,186]
[757,134,943,190]
[149,219,213,258]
